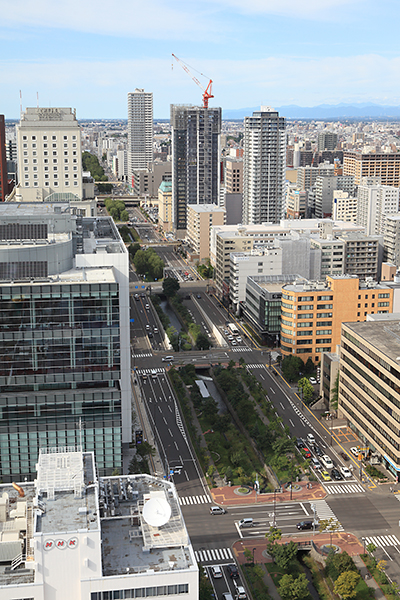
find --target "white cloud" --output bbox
[1,0,221,41]
[2,54,400,118]
[214,0,361,19]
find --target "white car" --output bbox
[321,454,333,469]
[340,466,352,478]
[350,446,361,457]
[309,377,317,385]
[236,336,242,343]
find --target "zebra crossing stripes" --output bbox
[132,353,153,358]
[231,347,252,352]
[136,367,166,375]
[289,397,312,427]
[324,483,365,494]
[174,399,187,443]
[364,535,400,549]
[195,547,233,563]
[313,500,343,531]
[178,495,211,506]
[246,364,267,369]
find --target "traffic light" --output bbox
[135,430,143,445]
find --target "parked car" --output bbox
[350,447,361,458]
[340,451,350,461]
[314,446,323,457]
[311,457,322,469]
[309,377,317,385]
[296,438,304,449]
[302,447,312,459]
[307,433,316,445]
[321,470,331,481]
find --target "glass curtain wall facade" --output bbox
[0,280,122,481]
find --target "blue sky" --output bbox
[1,0,400,119]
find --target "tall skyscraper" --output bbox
[0,115,8,201]
[318,131,338,152]
[242,107,286,225]
[16,107,82,197]
[170,105,221,232]
[127,89,153,187]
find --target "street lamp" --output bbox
[252,547,256,565]
[311,503,316,536]
[273,488,280,528]
[362,536,366,555]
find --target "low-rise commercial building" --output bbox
[0,447,198,600]
[280,275,393,364]
[187,204,225,262]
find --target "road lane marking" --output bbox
[280,402,285,410]
[174,441,179,450]
[168,428,173,436]
[300,503,309,515]
[289,419,295,427]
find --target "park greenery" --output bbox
[158,279,211,351]
[128,441,155,475]
[104,197,129,222]
[168,359,307,489]
[361,549,400,600]
[197,261,214,279]
[133,248,164,281]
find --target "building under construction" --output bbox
[170,105,221,232]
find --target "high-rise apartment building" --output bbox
[242,107,286,224]
[0,115,7,201]
[356,178,400,236]
[225,158,243,193]
[318,131,338,152]
[170,105,221,232]
[127,89,153,185]
[17,107,82,197]
[0,203,130,481]
[343,151,400,187]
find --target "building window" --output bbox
[52,135,57,140]
[23,135,27,141]
[43,135,47,140]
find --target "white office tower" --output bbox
[127,89,153,186]
[242,107,286,225]
[17,107,82,197]
[0,447,198,600]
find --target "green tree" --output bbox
[163,277,180,297]
[282,355,305,382]
[243,547,253,563]
[121,209,130,222]
[269,541,298,570]
[266,526,282,548]
[366,542,377,565]
[298,377,314,404]
[129,242,141,260]
[199,566,213,600]
[279,573,309,600]
[326,550,357,581]
[319,518,340,548]
[333,571,360,599]
[196,332,211,350]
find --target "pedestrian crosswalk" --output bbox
[231,347,252,352]
[364,535,400,549]
[132,353,153,359]
[313,500,343,531]
[246,364,267,369]
[174,399,187,443]
[136,367,166,375]
[288,397,312,428]
[195,547,234,564]
[178,494,211,506]
[324,483,365,494]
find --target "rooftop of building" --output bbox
[248,274,306,293]
[0,448,194,586]
[231,246,280,260]
[159,180,172,192]
[283,274,391,293]
[344,320,400,364]
[213,219,364,238]
[187,203,225,214]
[18,107,78,125]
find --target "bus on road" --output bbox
[228,322,239,336]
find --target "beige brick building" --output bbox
[343,151,400,187]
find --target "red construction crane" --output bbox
[172,53,214,109]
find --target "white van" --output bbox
[238,518,253,528]
[321,454,333,469]
[306,433,315,445]
[210,506,226,515]
[162,355,174,362]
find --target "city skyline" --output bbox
[2,0,400,119]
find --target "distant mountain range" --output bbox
[222,104,400,120]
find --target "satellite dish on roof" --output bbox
[142,497,172,527]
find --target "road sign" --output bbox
[130,318,135,323]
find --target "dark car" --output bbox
[314,446,323,457]
[148,332,153,338]
[331,468,343,481]
[340,451,350,461]
[297,520,314,530]
[296,438,304,449]
[197,294,201,299]
[227,564,239,578]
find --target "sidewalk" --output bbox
[211,481,326,506]
[353,555,386,600]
